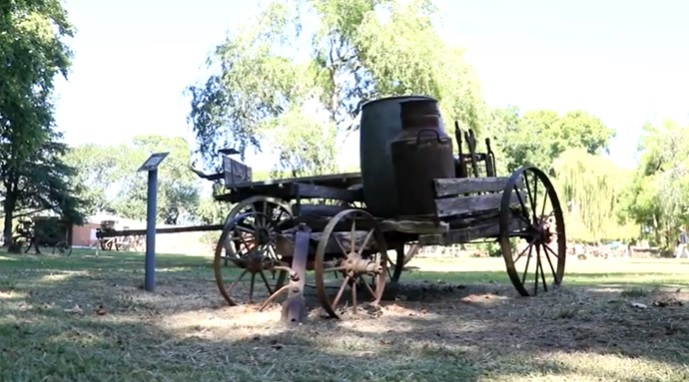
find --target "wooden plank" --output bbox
[434,177,527,197]
[434,177,511,197]
[226,172,362,189]
[275,230,378,257]
[292,204,350,217]
[435,190,523,218]
[418,218,528,246]
[222,155,252,186]
[292,183,358,202]
[378,219,449,234]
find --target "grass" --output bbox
[1,250,689,381]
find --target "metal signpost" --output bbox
[137,152,169,292]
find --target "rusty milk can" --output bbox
[390,99,455,219]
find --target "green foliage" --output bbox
[187,0,484,177]
[196,180,232,226]
[0,0,81,244]
[552,148,637,242]
[617,120,689,247]
[180,0,689,249]
[489,108,616,175]
[62,143,121,215]
[65,135,201,225]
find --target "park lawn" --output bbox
[1,250,688,382]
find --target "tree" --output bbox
[496,109,615,174]
[619,120,689,247]
[65,135,202,225]
[114,135,201,225]
[0,0,78,244]
[186,0,485,176]
[11,136,85,217]
[63,143,122,215]
[552,148,636,243]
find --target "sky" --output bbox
[53,0,689,172]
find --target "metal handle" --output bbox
[416,129,442,144]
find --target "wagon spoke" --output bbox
[235,224,255,234]
[228,234,249,243]
[532,173,539,219]
[247,273,257,302]
[228,269,248,292]
[350,219,357,253]
[513,186,531,225]
[274,208,284,222]
[261,200,268,222]
[331,276,351,309]
[524,173,537,223]
[540,190,551,219]
[258,271,273,295]
[537,245,547,293]
[358,229,375,256]
[235,233,254,251]
[360,277,377,298]
[521,244,533,285]
[543,243,560,260]
[542,244,558,280]
[351,282,358,313]
[514,242,533,264]
[333,235,349,258]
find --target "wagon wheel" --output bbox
[132,236,144,252]
[214,198,292,306]
[221,196,293,267]
[52,241,72,256]
[499,166,566,296]
[387,243,419,283]
[314,209,388,318]
[338,184,407,282]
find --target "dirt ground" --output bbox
[1,252,688,381]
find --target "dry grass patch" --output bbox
[1,251,688,381]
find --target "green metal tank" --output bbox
[359,95,437,218]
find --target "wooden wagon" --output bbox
[197,96,566,323]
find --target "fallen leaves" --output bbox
[95,304,107,316]
[64,304,84,315]
[63,303,108,316]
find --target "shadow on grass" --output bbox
[2,252,689,381]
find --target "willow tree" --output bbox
[186,0,484,177]
[619,120,689,247]
[552,148,635,243]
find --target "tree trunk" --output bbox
[653,213,660,247]
[3,193,16,247]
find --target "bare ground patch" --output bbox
[1,253,689,381]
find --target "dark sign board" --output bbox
[222,155,252,186]
[137,152,169,172]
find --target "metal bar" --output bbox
[96,224,224,238]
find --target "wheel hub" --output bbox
[343,252,383,277]
[242,249,267,273]
[526,216,554,245]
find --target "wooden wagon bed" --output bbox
[198,151,565,321]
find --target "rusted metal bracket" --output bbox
[282,223,310,324]
[260,223,311,324]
